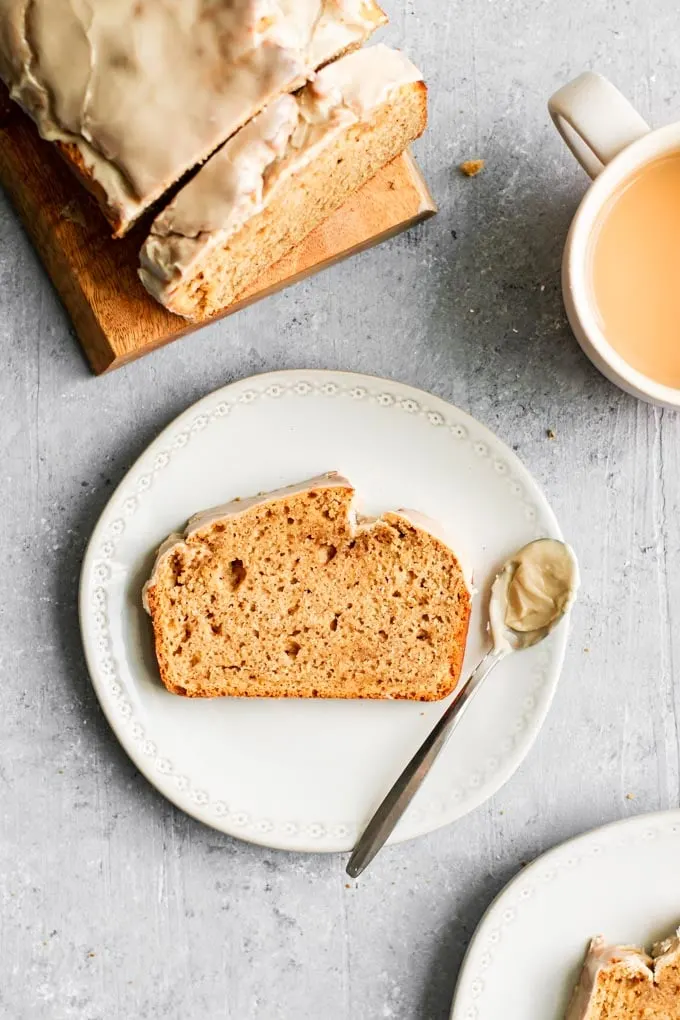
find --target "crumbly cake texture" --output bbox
[0,0,386,235]
[139,45,427,318]
[566,931,680,1019]
[143,474,471,700]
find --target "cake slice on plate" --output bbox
[566,931,680,1019]
[143,473,471,700]
[139,44,427,318]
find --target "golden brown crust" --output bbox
[441,599,471,700]
[54,140,127,236]
[144,585,183,695]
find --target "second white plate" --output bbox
[451,810,680,1019]
[80,370,570,852]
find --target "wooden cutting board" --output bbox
[0,85,436,374]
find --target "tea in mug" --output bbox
[589,151,680,388]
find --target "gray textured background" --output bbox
[2,3,680,1018]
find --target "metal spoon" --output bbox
[346,539,578,878]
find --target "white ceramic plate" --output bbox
[80,370,570,852]
[451,810,680,1020]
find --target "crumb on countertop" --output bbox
[626,793,635,800]
[547,428,556,440]
[460,159,485,177]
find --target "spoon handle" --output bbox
[346,647,505,878]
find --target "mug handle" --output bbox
[548,72,650,179]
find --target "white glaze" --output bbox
[0,0,383,230]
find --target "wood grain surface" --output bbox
[0,85,436,374]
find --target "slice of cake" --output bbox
[0,0,386,235]
[138,44,427,318]
[142,473,471,700]
[566,931,680,1019]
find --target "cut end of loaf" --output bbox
[144,476,471,700]
[140,79,428,318]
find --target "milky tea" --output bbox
[588,151,680,388]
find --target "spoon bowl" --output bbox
[490,538,580,652]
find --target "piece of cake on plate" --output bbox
[139,44,427,318]
[566,930,680,1019]
[0,0,385,235]
[143,472,471,700]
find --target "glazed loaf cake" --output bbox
[139,45,427,318]
[143,473,471,700]
[0,0,385,235]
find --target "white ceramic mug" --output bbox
[549,71,680,408]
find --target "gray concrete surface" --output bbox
[2,3,680,1018]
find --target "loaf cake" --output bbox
[143,473,471,700]
[566,931,680,1019]
[0,0,385,235]
[139,45,427,318]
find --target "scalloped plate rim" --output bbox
[79,369,569,853]
[450,808,680,1019]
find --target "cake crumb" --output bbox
[626,792,635,800]
[460,159,485,177]
[345,883,351,889]
[547,429,556,440]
